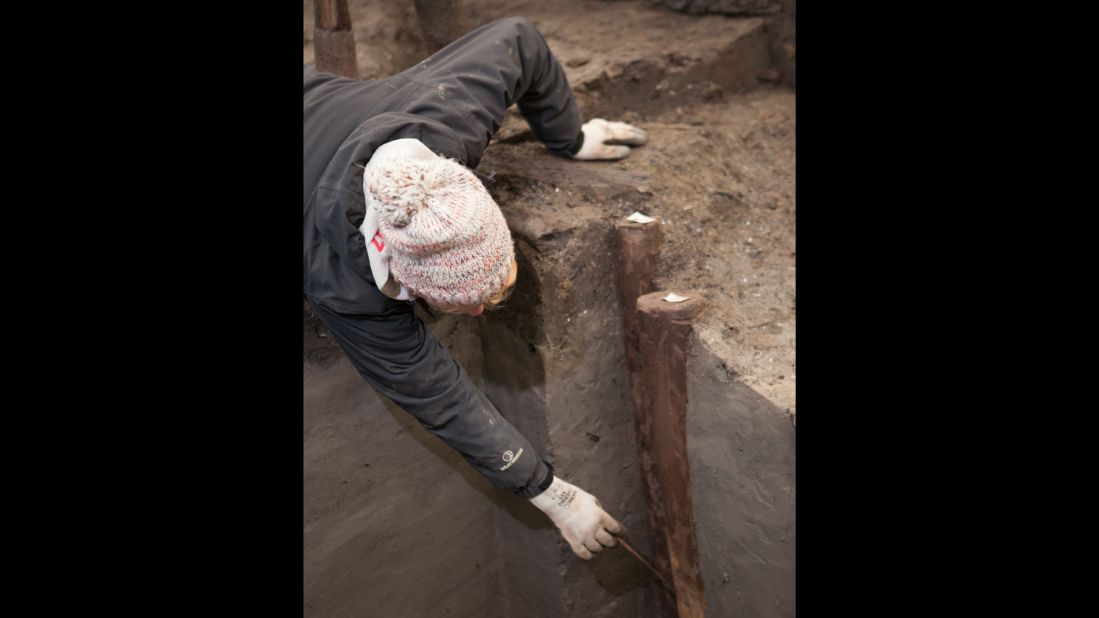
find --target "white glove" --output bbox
[573,118,647,160]
[530,476,623,560]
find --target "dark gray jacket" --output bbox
[303,17,583,497]
[304,16,582,314]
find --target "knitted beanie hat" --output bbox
[367,156,514,308]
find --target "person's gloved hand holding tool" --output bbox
[573,118,648,160]
[530,476,624,559]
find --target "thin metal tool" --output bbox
[617,537,676,596]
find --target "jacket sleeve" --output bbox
[395,16,585,167]
[309,299,553,498]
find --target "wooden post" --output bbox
[615,222,679,613]
[313,0,359,79]
[636,291,707,618]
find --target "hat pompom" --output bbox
[369,158,445,228]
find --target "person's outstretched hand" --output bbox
[573,118,647,160]
[530,476,624,559]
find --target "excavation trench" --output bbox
[304,221,666,617]
[305,193,793,618]
[304,2,794,615]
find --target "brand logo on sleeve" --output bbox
[499,448,524,471]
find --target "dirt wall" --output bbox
[686,337,795,617]
[303,352,503,617]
